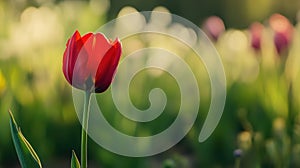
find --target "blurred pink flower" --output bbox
[269,14,293,54]
[203,16,225,41]
[249,22,264,51]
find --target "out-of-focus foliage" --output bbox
[1,0,300,167]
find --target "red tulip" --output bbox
[63,30,122,93]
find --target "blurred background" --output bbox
[1,0,300,167]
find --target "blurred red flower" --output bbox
[63,30,122,93]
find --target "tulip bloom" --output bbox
[63,30,122,93]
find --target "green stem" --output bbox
[81,91,91,168]
[235,158,240,168]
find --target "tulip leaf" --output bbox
[9,110,42,168]
[71,150,81,168]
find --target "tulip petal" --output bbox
[95,39,122,93]
[63,30,93,90]
[63,30,81,84]
[86,33,112,79]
